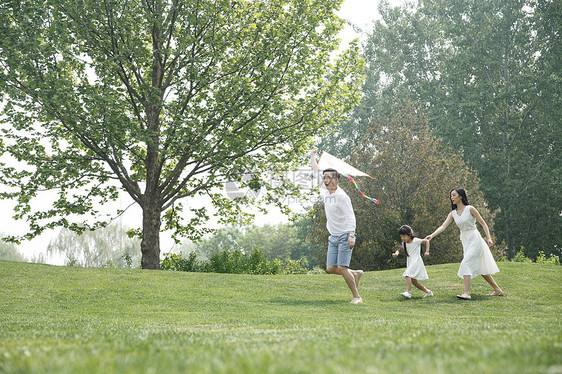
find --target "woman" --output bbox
[425,188,503,299]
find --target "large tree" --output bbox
[323,0,562,258]
[0,0,363,268]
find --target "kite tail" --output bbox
[342,174,380,204]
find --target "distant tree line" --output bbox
[177,220,322,268]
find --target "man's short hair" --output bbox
[322,168,340,180]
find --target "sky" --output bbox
[338,0,382,43]
[2,0,388,264]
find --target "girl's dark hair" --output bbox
[450,188,470,210]
[399,225,415,257]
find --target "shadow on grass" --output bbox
[376,294,503,304]
[381,297,463,304]
[268,297,342,306]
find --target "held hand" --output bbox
[424,251,429,257]
[424,235,432,241]
[348,236,355,249]
[487,238,493,247]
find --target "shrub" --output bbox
[536,251,560,265]
[500,248,560,265]
[206,248,282,275]
[161,252,201,272]
[160,249,313,274]
[308,266,325,274]
[511,249,533,263]
[283,258,309,274]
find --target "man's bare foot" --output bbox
[456,293,471,300]
[353,270,364,288]
[350,297,363,304]
[488,290,504,296]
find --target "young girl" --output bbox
[425,188,503,300]
[392,225,433,299]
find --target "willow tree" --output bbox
[0,0,363,268]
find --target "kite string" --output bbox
[342,174,380,204]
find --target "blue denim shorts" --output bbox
[326,233,353,267]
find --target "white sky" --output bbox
[338,0,382,43]
[2,0,389,264]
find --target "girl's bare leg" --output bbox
[464,275,471,294]
[412,279,430,294]
[405,276,412,293]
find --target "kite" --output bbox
[317,151,380,204]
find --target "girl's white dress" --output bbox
[453,206,499,278]
[402,238,428,280]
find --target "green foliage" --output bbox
[0,0,364,269]
[190,221,321,267]
[160,249,310,275]
[503,248,561,265]
[311,100,494,271]
[1,261,561,373]
[193,226,242,259]
[510,249,534,263]
[283,258,310,274]
[160,252,201,272]
[207,248,282,275]
[536,251,560,265]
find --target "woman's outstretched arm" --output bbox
[425,212,454,240]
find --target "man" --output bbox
[310,148,363,304]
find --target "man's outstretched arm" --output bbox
[310,147,320,174]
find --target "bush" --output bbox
[500,248,560,265]
[536,251,560,265]
[161,252,201,272]
[283,258,309,274]
[510,249,533,263]
[205,248,282,275]
[160,250,312,274]
[308,266,325,274]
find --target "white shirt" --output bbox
[318,173,356,236]
[404,238,423,257]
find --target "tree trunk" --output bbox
[140,199,162,269]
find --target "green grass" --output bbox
[0,261,560,374]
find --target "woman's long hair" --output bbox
[450,188,470,210]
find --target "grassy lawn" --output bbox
[0,261,560,374]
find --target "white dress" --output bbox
[453,206,499,279]
[402,238,428,280]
